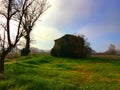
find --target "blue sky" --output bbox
[32,0,120,52]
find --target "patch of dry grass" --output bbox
[91,55,120,60]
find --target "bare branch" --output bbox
[0,12,7,18]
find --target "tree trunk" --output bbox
[21,34,31,56]
[25,35,30,55]
[0,45,14,80]
[0,53,6,80]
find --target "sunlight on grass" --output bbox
[0,54,120,90]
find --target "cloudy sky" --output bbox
[32,0,120,52]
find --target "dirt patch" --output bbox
[81,71,92,80]
[100,78,111,82]
[116,79,120,83]
[71,66,92,81]
[91,62,110,64]
[5,59,17,64]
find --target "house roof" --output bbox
[54,34,77,42]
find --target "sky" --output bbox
[31,0,120,52]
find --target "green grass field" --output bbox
[0,54,120,90]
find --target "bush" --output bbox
[21,48,30,56]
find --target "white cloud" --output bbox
[78,23,120,39]
[41,0,100,27]
[32,24,64,41]
[31,24,64,50]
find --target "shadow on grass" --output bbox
[21,56,52,65]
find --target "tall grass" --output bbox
[0,54,120,90]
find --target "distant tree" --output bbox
[106,44,117,55]
[21,0,50,56]
[51,34,92,58]
[30,47,40,54]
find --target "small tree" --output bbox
[106,44,117,55]
[21,0,50,56]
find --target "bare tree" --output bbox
[0,0,33,79]
[21,0,50,56]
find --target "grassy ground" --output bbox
[0,54,120,90]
